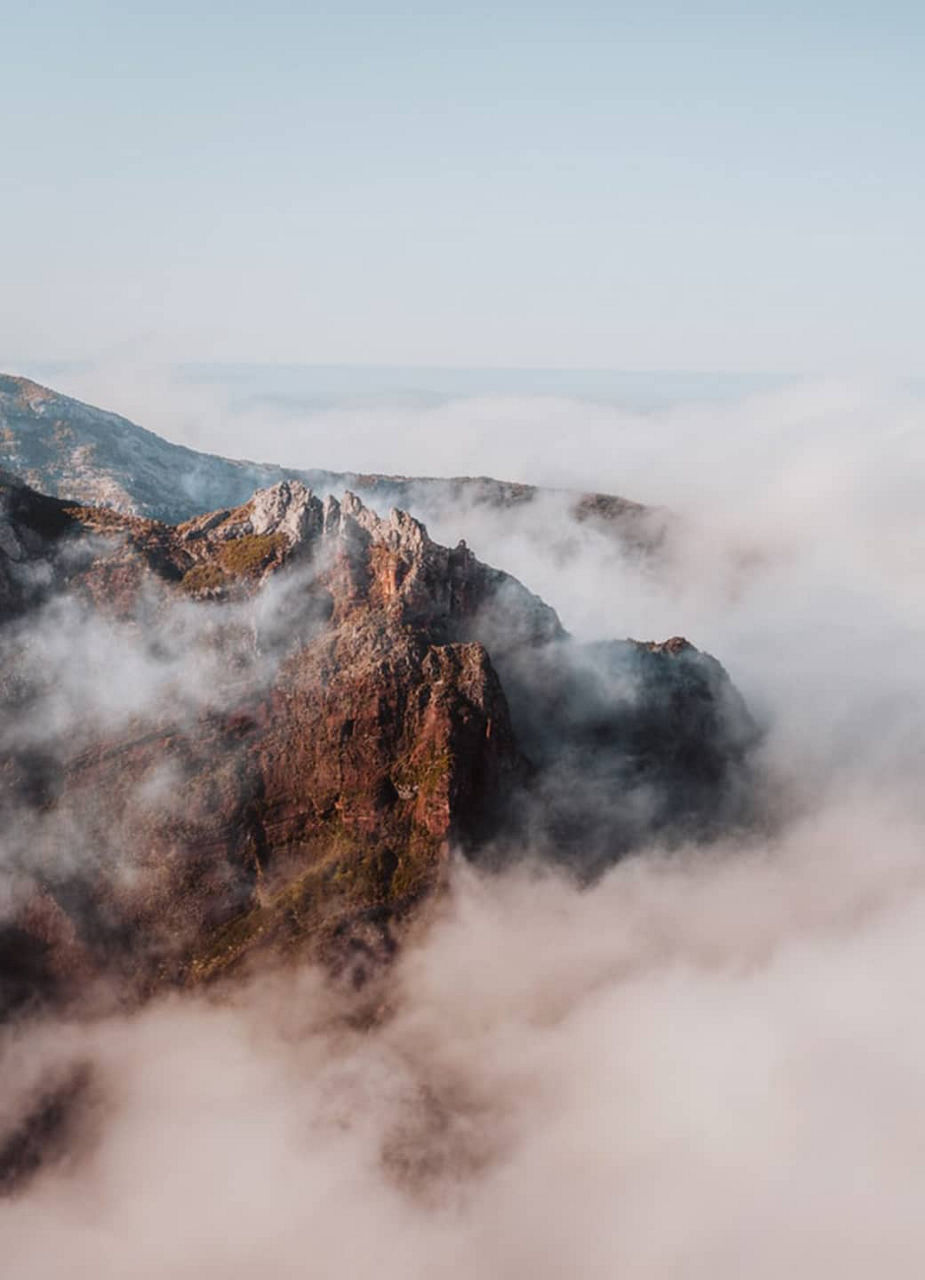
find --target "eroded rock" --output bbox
[0,472,755,1006]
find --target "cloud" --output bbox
[2,372,925,1273]
[4,806,925,1277]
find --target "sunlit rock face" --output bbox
[0,472,754,1012]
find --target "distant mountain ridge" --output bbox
[0,373,657,548]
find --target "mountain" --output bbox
[0,470,754,1019]
[0,373,659,549]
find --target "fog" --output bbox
[3,376,925,1275]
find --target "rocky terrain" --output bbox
[0,373,660,550]
[0,469,754,1023]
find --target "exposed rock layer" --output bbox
[0,472,754,1010]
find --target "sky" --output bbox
[3,1,925,374]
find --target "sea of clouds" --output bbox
[3,372,925,1276]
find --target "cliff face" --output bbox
[0,472,754,1007]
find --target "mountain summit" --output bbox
[0,469,754,1011]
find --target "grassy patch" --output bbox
[217,532,286,577]
[180,562,226,594]
[180,532,288,595]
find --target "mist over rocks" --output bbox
[492,633,756,873]
[1,374,922,1271]
[0,468,753,1033]
[0,381,756,1219]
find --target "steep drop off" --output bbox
[0,471,755,1010]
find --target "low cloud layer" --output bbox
[5,813,925,1278]
[2,375,925,1275]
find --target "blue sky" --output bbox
[3,2,924,373]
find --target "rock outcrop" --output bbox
[0,471,755,1008]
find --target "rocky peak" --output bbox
[0,472,756,1007]
[178,482,430,555]
[171,482,565,648]
[318,488,431,554]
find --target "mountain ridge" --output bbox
[0,373,659,549]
